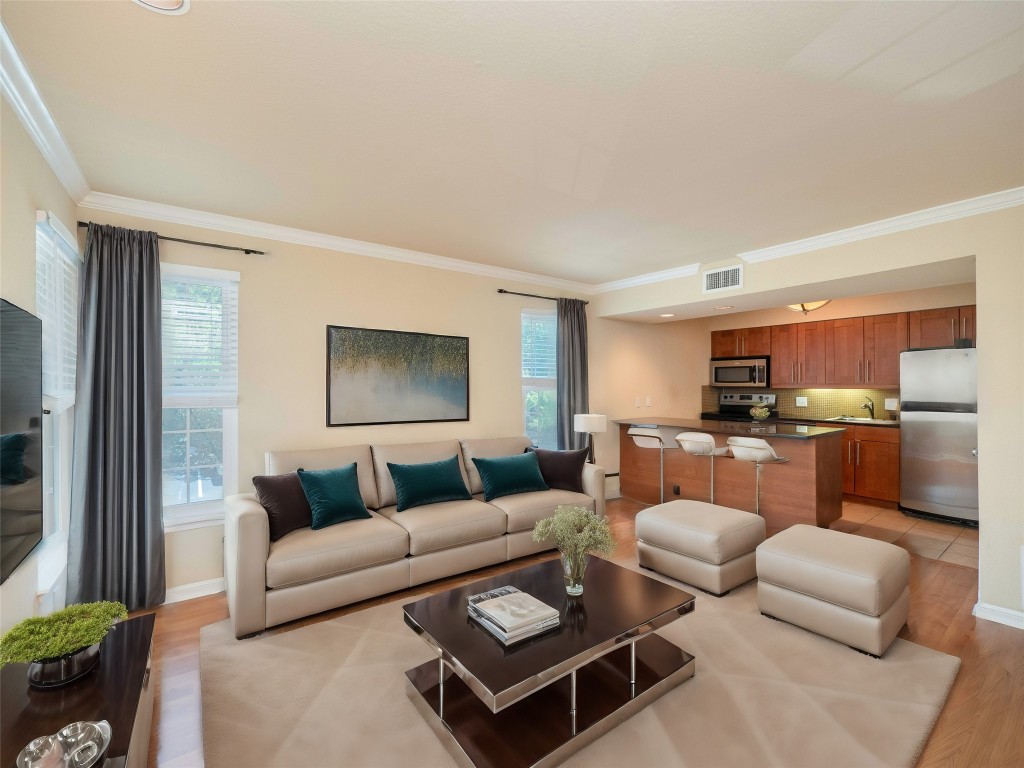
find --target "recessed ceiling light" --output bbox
[714,305,734,310]
[132,0,190,14]
[659,313,675,318]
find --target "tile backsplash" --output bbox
[701,386,900,422]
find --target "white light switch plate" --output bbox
[885,398,898,410]
[795,397,808,407]
[645,395,653,407]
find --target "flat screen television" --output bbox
[0,299,44,585]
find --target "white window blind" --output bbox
[521,308,558,449]
[35,211,81,414]
[161,265,240,407]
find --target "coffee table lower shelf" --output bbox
[405,634,695,768]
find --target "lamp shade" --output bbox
[573,414,607,433]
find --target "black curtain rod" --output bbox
[77,221,265,255]
[496,288,588,305]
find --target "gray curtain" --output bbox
[68,223,165,611]
[556,298,589,451]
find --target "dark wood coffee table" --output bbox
[403,557,696,768]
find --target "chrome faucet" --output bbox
[860,396,875,420]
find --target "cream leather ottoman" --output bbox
[756,524,910,657]
[635,500,766,596]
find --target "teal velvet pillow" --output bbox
[387,455,471,512]
[296,463,371,529]
[472,452,549,501]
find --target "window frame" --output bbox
[160,263,240,530]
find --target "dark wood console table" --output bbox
[1,613,155,767]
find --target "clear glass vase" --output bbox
[561,552,590,596]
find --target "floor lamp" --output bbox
[573,414,607,464]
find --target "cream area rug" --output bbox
[200,564,959,768]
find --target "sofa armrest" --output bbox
[582,463,606,517]
[224,494,270,638]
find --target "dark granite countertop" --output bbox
[699,412,900,429]
[613,417,845,440]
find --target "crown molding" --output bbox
[592,263,702,293]
[739,187,1024,263]
[79,192,600,294]
[1,22,89,201]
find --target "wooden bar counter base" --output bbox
[617,419,844,535]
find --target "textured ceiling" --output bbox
[3,1,1022,284]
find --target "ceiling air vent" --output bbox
[702,265,743,294]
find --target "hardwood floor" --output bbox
[143,498,1021,767]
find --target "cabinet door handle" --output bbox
[962,318,966,338]
[792,362,796,383]
[736,338,740,356]
[856,360,861,383]
[856,441,860,466]
[951,318,956,342]
[866,359,870,383]
[848,442,852,463]
[799,362,803,382]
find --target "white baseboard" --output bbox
[972,602,1024,630]
[164,577,225,605]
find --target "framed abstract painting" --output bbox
[326,325,469,426]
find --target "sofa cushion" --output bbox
[297,464,372,528]
[472,453,548,501]
[266,445,379,509]
[528,447,588,493]
[460,437,533,494]
[376,499,506,555]
[487,489,595,534]
[265,512,409,589]
[372,440,469,509]
[252,472,313,541]
[387,456,471,512]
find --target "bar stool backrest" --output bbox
[676,432,718,456]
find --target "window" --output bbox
[35,210,81,542]
[521,309,557,449]
[161,264,239,527]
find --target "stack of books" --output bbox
[467,586,560,645]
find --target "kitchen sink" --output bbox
[824,416,898,426]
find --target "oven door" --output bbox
[710,358,769,387]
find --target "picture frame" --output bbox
[326,325,470,427]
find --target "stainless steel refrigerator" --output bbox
[899,348,978,522]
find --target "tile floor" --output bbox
[830,501,979,569]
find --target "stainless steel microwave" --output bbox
[710,356,770,388]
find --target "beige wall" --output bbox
[588,317,708,478]
[0,99,78,629]
[76,209,605,589]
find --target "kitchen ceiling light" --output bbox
[787,300,831,315]
[659,313,675,318]
[132,0,190,14]
[714,305,734,310]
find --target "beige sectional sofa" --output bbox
[224,436,606,638]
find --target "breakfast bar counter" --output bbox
[616,418,844,533]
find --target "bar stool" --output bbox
[725,437,790,516]
[675,432,731,504]
[627,426,679,504]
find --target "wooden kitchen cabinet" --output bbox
[711,326,771,357]
[771,321,825,387]
[908,305,975,348]
[825,317,865,385]
[863,313,908,387]
[819,424,899,502]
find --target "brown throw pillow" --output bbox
[527,447,588,493]
[252,472,313,541]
